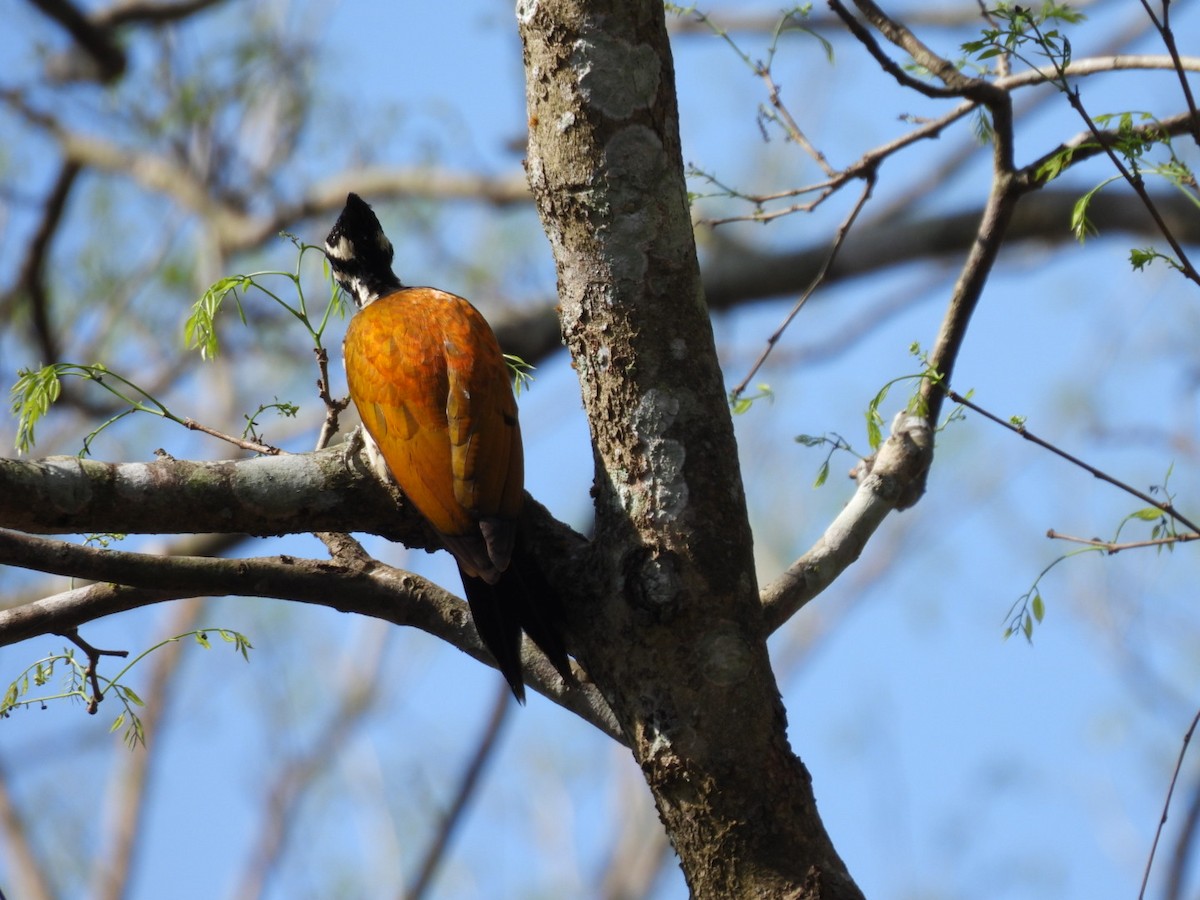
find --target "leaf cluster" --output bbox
[2,630,252,749]
[10,237,343,456]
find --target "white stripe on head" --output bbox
[325,235,355,261]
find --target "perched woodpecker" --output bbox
[326,193,568,701]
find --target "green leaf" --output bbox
[866,412,882,450]
[504,354,536,397]
[1071,176,1122,243]
[1035,147,1074,183]
[813,460,830,488]
[10,365,64,453]
[1130,247,1161,271]
[121,685,145,707]
[729,384,773,416]
[186,275,251,360]
[1129,506,1164,521]
[125,715,146,749]
[1031,592,1045,623]
[865,382,892,450]
[1070,192,1096,242]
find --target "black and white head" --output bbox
[324,193,402,309]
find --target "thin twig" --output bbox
[313,347,350,453]
[1135,0,1200,148]
[57,628,129,714]
[1141,707,1200,899]
[403,681,512,900]
[757,64,837,178]
[948,389,1200,535]
[181,417,281,455]
[90,597,205,900]
[1045,529,1200,553]
[730,174,876,399]
[1024,17,1200,285]
[0,757,56,900]
[232,620,390,900]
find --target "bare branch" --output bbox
[730,175,875,400]
[669,6,1008,35]
[1,160,81,362]
[95,0,228,28]
[920,161,1020,425]
[28,0,126,83]
[999,54,1200,87]
[1046,530,1200,553]
[1142,707,1200,899]
[0,531,621,740]
[702,188,1200,310]
[760,413,932,631]
[949,389,1200,534]
[1163,769,1200,900]
[403,682,511,900]
[0,759,56,900]
[0,89,531,256]
[828,0,1001,101]
[1134,0,1200,148]
[0,446,431,544]
[233,620,391,900]
[90,597,205,900]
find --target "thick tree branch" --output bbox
[0,445,431,543]
[28,0,127,82]
[0,530,621,739]
[2,160,81,363]
[95,0,227,28]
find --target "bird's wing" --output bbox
[344,290,468,537]
[344,288,522,577]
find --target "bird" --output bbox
[326,192,569,702]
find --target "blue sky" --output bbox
[3,1,1200,898]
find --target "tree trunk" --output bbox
[517,1,864,896]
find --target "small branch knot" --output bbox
[852,411,934,510]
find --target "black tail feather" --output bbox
[458,543,571,703]
[460,567,526,703]
[507,540,572,683]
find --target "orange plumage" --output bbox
[326,193,567,700]
[344,287,524,581]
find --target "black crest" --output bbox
[324,193,401,307]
